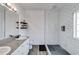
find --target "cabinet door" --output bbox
[27,11,44,45]
[11,39,29,55]
[23,39,29,54]
[11,46,24,55]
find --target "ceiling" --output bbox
[14,3,65,10]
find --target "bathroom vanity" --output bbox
[11,38,29,55]
[0,38,29,55]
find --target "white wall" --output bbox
[25,10,59,45]
[12,4,59,45]
[26,10,45,45]
[59,4,79,55]
[45,10,59,44]
[5,9,19,37]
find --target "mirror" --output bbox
[0,5,5,38]
[0,4,19,39]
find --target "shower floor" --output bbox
[48,45,70,55]
[28,45,70,55]
[28,45,47,55]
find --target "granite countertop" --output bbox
[0,38,26,55]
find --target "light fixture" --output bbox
[0,3,17,12]
[7,3,11,6]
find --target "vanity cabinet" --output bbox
[11,39,29,55]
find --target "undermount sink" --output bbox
[0,46,11,55]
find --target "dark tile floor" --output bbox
[28,45,70,55]
[28,45,47,55]
[48,45,70,55]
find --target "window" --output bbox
[73,11,79,38]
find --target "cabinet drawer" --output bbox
[11,39,29,55]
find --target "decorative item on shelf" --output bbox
[16,21,19,29]
[16,20,28,29]
[9,35,21,38]
[20,20,28,29]
[16,21,19,24]
[16,27,19,29]
[61,25,65,31]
